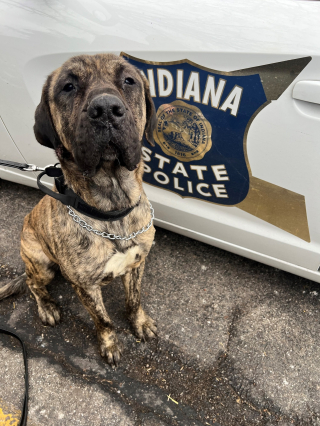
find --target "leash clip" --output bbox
[23,163,55,172]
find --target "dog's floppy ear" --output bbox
[143,76,157,147]
[34,75,61,150]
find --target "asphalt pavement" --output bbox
[1,178,320,426]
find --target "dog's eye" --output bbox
[62,83,75,92]
[124,77,135,85]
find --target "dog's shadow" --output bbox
[47,270,130,331]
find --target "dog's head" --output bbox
[34,54,157,177]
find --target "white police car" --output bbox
[0,0,320,282]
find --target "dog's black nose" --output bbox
[88,95,126,122]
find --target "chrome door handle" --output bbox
[292,80,320,105]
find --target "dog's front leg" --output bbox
[72,284,121,366]
[121,261,157,341]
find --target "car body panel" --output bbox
[0,0,320,281]
[0,115,39,186]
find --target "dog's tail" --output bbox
[0,273,28,301]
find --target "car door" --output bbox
[0,0,319,281]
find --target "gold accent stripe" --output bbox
[237,177,310,242]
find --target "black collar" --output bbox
[37,165,140,221]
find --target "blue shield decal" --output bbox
[122,54,308,208]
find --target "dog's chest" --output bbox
[103,245,143,278]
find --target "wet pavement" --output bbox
[1,179,320,426]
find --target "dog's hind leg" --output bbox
[121,261,157,341]
[21,230,60,327]
[72,284,121,366]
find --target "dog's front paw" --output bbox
[131,308,157,342]
[38,299,61,327]
[98,330,122,366]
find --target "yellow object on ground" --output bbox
[0,405,20,426]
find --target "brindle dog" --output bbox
[0,53,158,366]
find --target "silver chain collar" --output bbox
[66,200,154,241]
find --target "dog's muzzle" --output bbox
[74,93,141,176]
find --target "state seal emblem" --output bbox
[155,101,212,162]
[121,53,311,241]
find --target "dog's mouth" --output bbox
[105,140,140,169]
[80,138,140,178]
[101,141,119,163]
[101,141,137,169]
